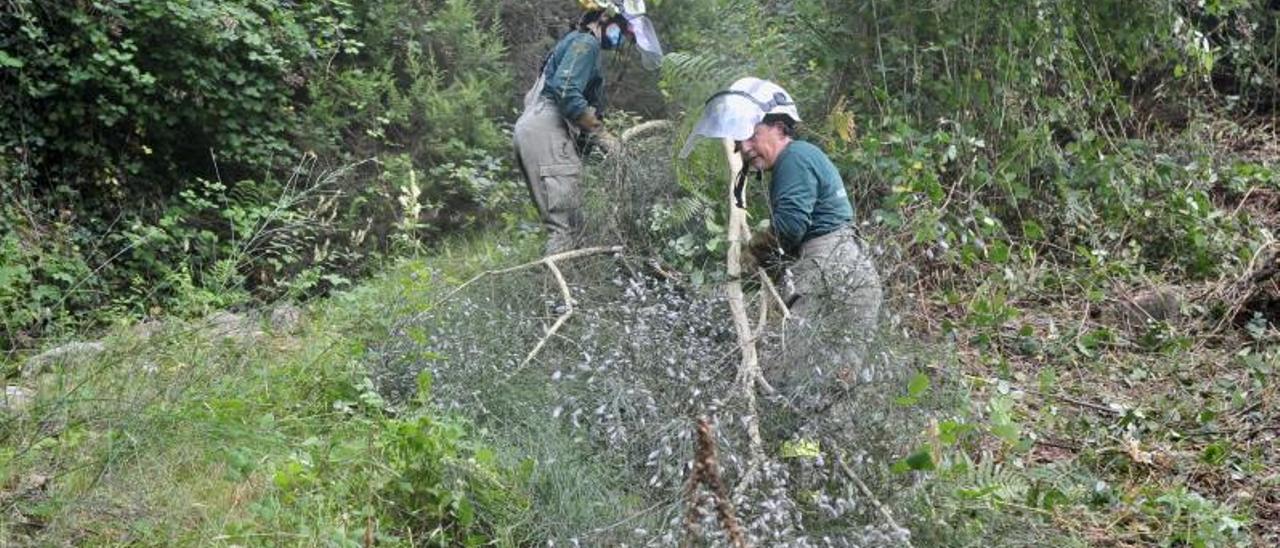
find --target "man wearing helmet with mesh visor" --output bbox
[682,78,883,395]
[513,0,662,255]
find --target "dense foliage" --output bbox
[661,0,1278,283]
[1,0,517,348]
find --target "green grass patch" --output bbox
[1,233,544,546]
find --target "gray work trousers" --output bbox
[788,227,882,334]
[513,95,583,255]
[765,228,899,465]
[765,227,884,408]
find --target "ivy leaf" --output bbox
[1201,442,1230,466]
[780,439,821,459]
[1021,220,1044,240]
[937,420,974,445]
[988,240,1010,264]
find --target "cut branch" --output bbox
[621,119,674,143]
[432,245,623,376]
[519,259,573,370]
[836,451,914,548]
[721,139,767,467]
[758,268,790,322]
[437,246,622,306]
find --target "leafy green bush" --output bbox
[0,212,98,347]
[259,372,531,546]
[0,0,519,346]
[658,0,1276,297]
[1,0,301,190]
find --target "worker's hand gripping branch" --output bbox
[576,106,620,156]
[575,106,605,133]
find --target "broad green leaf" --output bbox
[1021,220,1044,240]
[780,439,821,459]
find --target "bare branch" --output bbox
[436,246,623,306]
[517,260,573,371]
[720,139,767,467]
[836,451,913,548]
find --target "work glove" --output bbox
[746,230,783,275]
[575,107,621,157]
[575,106,605,133]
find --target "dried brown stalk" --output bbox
[682,417,749,548]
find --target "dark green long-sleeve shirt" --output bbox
[539,31,606,121]
[768,140,854,255]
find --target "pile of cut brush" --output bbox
[369,126,939,546]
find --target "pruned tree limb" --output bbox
[437,245,622,306]
[721,139,767,467]
[519,259,573,370]
[621,119,674,143]
[433,245,623,377]
[758,268,791,322]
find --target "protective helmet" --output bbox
[679,77,801,158]
[577,0,663,69]
[579,0,618,15]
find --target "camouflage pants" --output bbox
[513,96,582,255]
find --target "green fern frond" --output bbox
[660,51,749,109]
[956,454,1029,503]
[668,195,711,227]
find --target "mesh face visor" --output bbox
[624,14,663,70]
[678,89,795,158]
